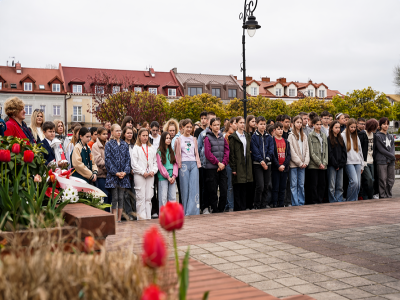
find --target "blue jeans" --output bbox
[225,164,234,210]
[158,179,177,209]
[290,168,305,206]
[345,164,361,202]
[96,178,110,212]
[179,161,200,216]
[327,166,344,203]
[271,170,288,207]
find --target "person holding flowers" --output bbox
[71,127,98,184]
[105,124,131,223]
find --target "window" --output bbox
[289,89,296,97]
[73,106,82,121]
[40,105,46,113]
[0,82,2,90]
[148,88,157,95]
[73,85,82,93]
[10,83,17,89]
[53,105,61,116]
[251,87,257,96]
[24,82,32,91]
[52,83,60,92]
[212,88,221,97]
[25,105,33,115]
[39,85,45,90]
[95,85,104,94]
[134,87,142,92]
[308,90,314,97]
[228,89,237,98]
[188,87,202,96]
[319,90,325,98]
[276,88,282,97]
[112,86,120,94]
[168,89,176,97]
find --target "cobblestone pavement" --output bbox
[107,197,400,299]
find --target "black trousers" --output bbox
[205,169,228,213]
[199,167,206,211]
[176,176,182,205]
[253,164,271,209]
[151,176,159,215]
[233,183,247,211]
[308,169,326,204]
[246,177,255,209]
[284,170,291,206]
[271,170,288,207]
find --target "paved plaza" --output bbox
[107,195,400,299]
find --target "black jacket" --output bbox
[357,129,368,162]
[271,137,291,172]
[40,139,56,166]
[327,136,347,169]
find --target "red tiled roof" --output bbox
[48,75,64,84]
[175,73,242,90]
[0,64,66,94]
[61,66,183,97]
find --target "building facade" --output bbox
[0,62,66,124]
[238,76,343,104]
[174,69,242,104]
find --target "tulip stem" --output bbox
[152,269,157,284]
[14,156,16,178]
[1,163,3,186]
[26,165,30,191]
[173,230,180,277]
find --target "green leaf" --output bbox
[179,247,190,300]
[202,291,210,300]
[8,161,14,170]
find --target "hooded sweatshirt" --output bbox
[374,131,395,165]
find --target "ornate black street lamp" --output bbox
[240,0,261,120]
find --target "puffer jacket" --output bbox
[92,138,107,178]
[288,132,310,168]
[308,131,328,169]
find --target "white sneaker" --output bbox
[152,213,158,218]
[203,208,210,215]
[373,194,379,199]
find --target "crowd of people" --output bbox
[0,96,397,221]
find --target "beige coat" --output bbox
[91,139,107,178]
[71,142,98,181]
[288,131,310,168]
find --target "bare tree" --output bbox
[394,64,400,94]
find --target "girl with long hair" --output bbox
[245,115,256,136]
[121,126,136,221]
[175,119,201,215]
[121,116,137,143]
[341,118,364,201]
[92,127,111,212]
[362,119,379,199]
[30,109,45,142]
[156,131,179,208]
[131,128,158,220]
[66,125,81,169]
[288,115,310,206]
[327,120,347,202]
[71,127,98,184]
[105,124,131,222]
[224,117,237,211]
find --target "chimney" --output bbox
[15,62,22,74]
[149,68,155,77]
[245,76,252,81]
[277,77,286,83]
[172,67,177,74]
[261,77,270,82]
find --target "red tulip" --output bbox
[141,285,166,300]
[142,226,167,268]
[45,187,60,198]
[159,201,184,231]
[84,236,95,253]
[11,143,20,154]
[0,150,11,162]
[23,150,34,163]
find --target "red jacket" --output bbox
[4,118,30,145]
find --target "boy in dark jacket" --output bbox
[271,122,291,207]
[40,121,68,168]
[251,116,274,209]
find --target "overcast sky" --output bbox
[0,0,399,94]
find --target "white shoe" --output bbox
[152,213,158,218]
[203,208,210,215]
[373,194,379,199]
[229,208,233,212]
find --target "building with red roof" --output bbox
[237,76,343,104]
[60,65,183,128]
[0,62,66,123]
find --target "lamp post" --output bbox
[240,0,261,120]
